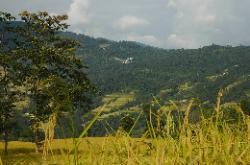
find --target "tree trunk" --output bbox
[34,124,39,153]
[4,128,8,155]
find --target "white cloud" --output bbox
[114,15,149,30]
[164,0,250,48]
[194,4,216,24]
[85,27,105,37]
[127,34,159,45]
[195,14,215,24]
[167,34,200,48]
[169,0,218,28]
[70,28,83,34]
[167,0,176,7]
[165,0,220,48]
[2,0,250,48]
[67,0,90,25]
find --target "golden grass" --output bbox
[1,115,250,164]
[1,95,250,164]
[1,121,250,165]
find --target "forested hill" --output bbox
[62,32,250,104]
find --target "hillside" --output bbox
[57,32,250,136]
[62,32,250,103]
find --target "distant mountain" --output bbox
[61,32,250,104]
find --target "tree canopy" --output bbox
[0,11,94,154]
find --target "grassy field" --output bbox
[1,120,250,165]
[0,137,153,165]
[1,112,250,164]
[1,94,250,164]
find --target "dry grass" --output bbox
[1,121,250,165]
[1,119,250,164]
[1,96,250,164]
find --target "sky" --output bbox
[1,0,250,49]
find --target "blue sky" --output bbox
[1,0,250,48]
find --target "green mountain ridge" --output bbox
[61,32,250,103]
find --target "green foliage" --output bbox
[12,10,94,130]
[0,11,94,151]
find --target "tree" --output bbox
[17,11,94,153]
[0,11,19,155]
[0,95,16,155]
[1,11,94,153]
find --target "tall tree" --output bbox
[0,12,19,155]
[1,11,94,153]
[14,11,94,152]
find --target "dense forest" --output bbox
[64,32,250,103]
[62,32,250,136]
